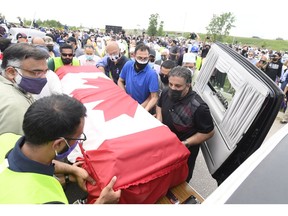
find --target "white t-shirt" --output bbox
[33,70,63,100]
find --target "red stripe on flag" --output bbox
[80,125,190,204]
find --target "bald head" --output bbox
[105,41,120,55]
[260,55,267,61]
[31,37,45,45]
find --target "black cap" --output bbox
[149,49,156,57]
[16,32,27,40]
[67,36,76,44]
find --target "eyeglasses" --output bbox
[63,133,87,145]
[61,53,74,57]
[13,67,48,78]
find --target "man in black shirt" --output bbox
[156,66,214,182]
[264,53,282,83]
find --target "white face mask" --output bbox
[135,59,149,64]
[187,68,195,76]
[109,53,120,62]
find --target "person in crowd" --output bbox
[199,43,211,69]
[78,44,101,66]
[73,30,83,49]
[177,46,188,66]
[0,37,11,65]
[43,36,57,58]
[169,39,180,63]
[182,52,196,76]
[97,41,129,84]
[45,33,60,57]
[158,59,176,95]
[95,37,106,58]
[47,43,80,72]
[129,46,135,60]
[256,55,268,72]
[156,66,214,182]
[118,43,159,112]
[56,32,68,46]
[0,94,121,204]
[247,50,258,65]
[148,48,157,71]
[240,45,249,58]
[30,36,63,100]
[16,32,28,43]
[0,43,49,135]
[67,36,84,58]
[155,48,169,66]
[263,52,282,84]
[279,60,288,90]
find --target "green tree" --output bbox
[147,13,159,36]
[206,12,236,42]
[157,21,164,36]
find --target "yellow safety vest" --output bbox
[0,133,68,204]
[53,57,80,72]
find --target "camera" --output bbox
[190,32,197,40]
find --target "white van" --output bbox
[7,27,46,43]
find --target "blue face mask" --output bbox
[86,55,93,61]
[55,140,78,160]
[15,73,47,94]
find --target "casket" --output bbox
[57,66,190,204]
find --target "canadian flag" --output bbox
[57,66,190,204]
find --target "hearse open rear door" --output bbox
[193,42,284,185]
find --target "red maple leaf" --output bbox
[71,77,138,121]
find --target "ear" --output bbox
[4,67,18,82]
[51,138,64,152]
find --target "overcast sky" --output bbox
[1,0,286,40]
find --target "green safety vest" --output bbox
[0,133,68,204]
[53,57,80,72]
[196,56,202,71]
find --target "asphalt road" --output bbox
[189,111,287,199]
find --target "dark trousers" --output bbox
[186,144,200,183]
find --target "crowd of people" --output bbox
[0,22,287,204]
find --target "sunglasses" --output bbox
[61,53,73,57]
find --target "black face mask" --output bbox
[47,45,54,52]
[272,57,278,61]
[134,60,148,72]
[61,58,73,65]
[160,74,169,85]
[168,88,183,102]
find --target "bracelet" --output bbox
[64,174,70,185]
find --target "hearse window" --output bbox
[209,68,235,110]
[194,47,269,148]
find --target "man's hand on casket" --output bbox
[95,176,121,204]
[69,161,96,192]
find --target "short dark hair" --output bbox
[161,60,176,70]
[169,66,192,84]
[134,43,150,54]
[59,43,74,53]
[1,43,49,70]
[23,94,87,145]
